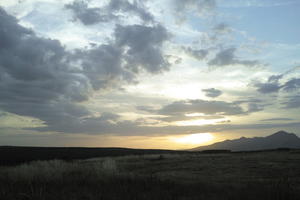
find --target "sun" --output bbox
[173,133,214,145]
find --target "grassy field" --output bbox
[1,150,300,200]
[0,146,188,166]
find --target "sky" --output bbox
[0,0,300,149]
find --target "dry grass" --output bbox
[0,151,300,200]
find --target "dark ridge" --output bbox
[192,130,300,152]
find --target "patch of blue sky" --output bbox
[217,0,300,8]
[261,43,300,72]
[219,4,300,44]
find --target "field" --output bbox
[0,146,186,166]
[1,150,300,200]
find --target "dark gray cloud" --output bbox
[69,23,170,90]
[232,98,268,114]
[246,103,264,113]
[3,102,90,130]
[137,104,231,123]
[254,82,281,94]
[65,1,105,25]
[208,48,259,67]
[115,24,170,73]
[268,74,284,82]
[254,74,282,93]
[71,44,133,91]
[254,74,300,94]
[0,7,170,134]
[0,112,9,118]
[137,98,266,123]
[0,8,91,107]
[136,105,156,113]
[65,0,154,25]
[282,95,300,109]
[182,46,209,60]
[233,98,263,104]
[202,88,222,98]
[157,99,245,116]
[260,118,294,122]
[152,114,225,123]
[282,78,300,92]
[213,23,232,34]
[32,111,123,134]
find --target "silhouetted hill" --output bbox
[192,131,300,152]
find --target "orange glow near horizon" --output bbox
[171,133,214,145]
[69,133,217,150]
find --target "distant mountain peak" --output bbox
[267,131,297,138]
[273,130,290,135]
[192,130,300,152]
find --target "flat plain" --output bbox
[1,150,300,200]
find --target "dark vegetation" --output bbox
[0,146,188,166]
[1,148,300,200]
[200,149,231,153]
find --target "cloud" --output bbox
[174,0,216,12]
[136,105,157,113]
[246,103,264,113]
[0,7,170,133]
[0,112,8,117]
[282,95,300,109]
[254,73,300,94]
[1,1,297,139]
[173,0,216,23]
[70,23,170,89]
[153,114,225,123]
[71,44,133,91]
[233,98,269,114]
[202,88,222,98]
[282,78,300,92]
[253,74,282,93]
[213,23,232,34]
[65,1,105,25]
[114,24,170,73]
[233,98,263,104]
[157,99,245,116]
[137,98,266,123]
[107,0,154,22]
[254,82,281,94]
[65,0,154,25]
[32,118,300,135]
[32,111,124,134]
[260,118,294,122]
[182,46,209,60]
[208,47,259,67]
[0,7,91,104]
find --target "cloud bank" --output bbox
[0,6,170,134]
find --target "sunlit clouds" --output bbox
[0,0,300,149]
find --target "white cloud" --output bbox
[0,0,299,142]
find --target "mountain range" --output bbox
[192,131,300,152]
